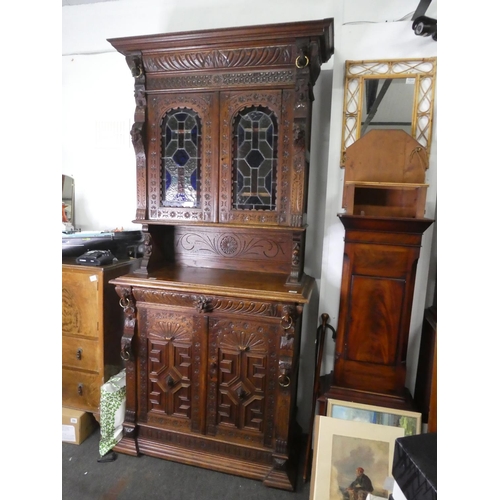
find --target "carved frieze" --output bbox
[143,46,293,73]
[131,287,289,318]
[147,70,295,91]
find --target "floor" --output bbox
[62,427,312,500]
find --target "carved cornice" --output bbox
[143,46,293,73]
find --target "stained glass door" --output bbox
[147,92,219,223]
[219,90,290,226]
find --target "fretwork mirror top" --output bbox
[340,57,437,167]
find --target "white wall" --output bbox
[62,0,437,431]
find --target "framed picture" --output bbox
[310,416,405,500]
[326,399,422,436]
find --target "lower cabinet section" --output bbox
[111,270,313,491]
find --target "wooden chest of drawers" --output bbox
[62,259,139,416]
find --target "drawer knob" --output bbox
[76,349,82,360]
[78,383,84,395]
[167,375,175,387]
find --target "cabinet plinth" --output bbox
[324,215,433,410]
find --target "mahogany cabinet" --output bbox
[322,216,433,410]
[62,259,139,416]
[107,19,334,490]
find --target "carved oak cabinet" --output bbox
[107,19,333,490]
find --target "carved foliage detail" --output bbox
[143,46,292,72]
[176,231,286,259]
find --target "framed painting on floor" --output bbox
[326,399,422,436]
[309,416,405,500]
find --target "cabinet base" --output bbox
[114,424,299,491]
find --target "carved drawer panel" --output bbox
[62,368,101,412]
[62,336,100,372]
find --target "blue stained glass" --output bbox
[161,108,201,208]
[232,106,277,211]
[173,149,190,167]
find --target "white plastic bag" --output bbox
[99,369,126,457]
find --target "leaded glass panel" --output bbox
[161,108,201,208]
[232,107,277,211]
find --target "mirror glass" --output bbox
[361,78,414,136]
[62,174,75,230]
[341,58,437,166]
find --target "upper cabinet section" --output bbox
[108,19,334,228]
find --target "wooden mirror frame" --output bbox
[340,57,437,166]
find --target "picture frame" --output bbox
[310,416,405,500]
[326,398,422,436]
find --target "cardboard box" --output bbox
[62,407,96,445]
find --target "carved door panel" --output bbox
[137,305,208,434]
[219,90,295,226]
[206,315,280,447]
[147,92,219,223]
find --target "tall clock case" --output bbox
[108,19,333,491]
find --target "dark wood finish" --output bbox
[107,19,333,491]
[321,215,433,410]
[62,259,139,417]
[414,306,437,431]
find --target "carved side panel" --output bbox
[126,54,148,221]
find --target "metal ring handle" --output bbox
[278,374,291,388]
[280,315,293,330]
[295,55,309,68]
[120,348,131,361]
[119,297,130,309]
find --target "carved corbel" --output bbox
[116,285,136,362]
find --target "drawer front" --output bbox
[62,336,100,372]
[62,368,101,412]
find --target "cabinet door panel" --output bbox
[147,92,219,223]
[137,306,206,433]
[207,316,279,446]
[346,275,404,364]
[219,90,284,226]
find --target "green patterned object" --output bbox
[99,369,126,457]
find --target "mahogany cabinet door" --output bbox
[135,305,208,434]
[147,92,219,223]
[206,314,281,448]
